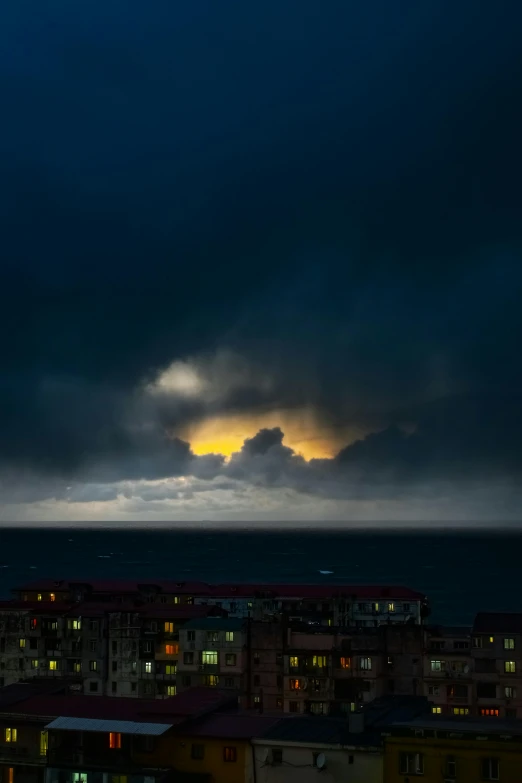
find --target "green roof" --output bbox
[181,618,245,631]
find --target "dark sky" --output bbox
[1,1,522,522]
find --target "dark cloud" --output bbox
[0,1,522,508]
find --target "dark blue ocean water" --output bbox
[0,528,519,626]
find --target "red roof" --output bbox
[184,712,280,739]
[12,580,425,602]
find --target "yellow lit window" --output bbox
[432,706,442,714]
[111,777,128,783]
[340,657,351,669]
[164,622,174,633]
[5,729,17,743]
[109,732,121,749]
[165,644,178,655]
[505,661,516,674]
[204,675,219,687]
[166,685,176,696]
[145,661,152,673]
[388,602,395,612]
[49,660,57,671]
[312,655,327,668]
[37,594,42,602]
[40,732,48,756]
[225,631,234,642]
[73,662,81,673]
[453,707,469,715]
[165,664,176,675]
[19,639,25,649]
[289,656,299,668]
[489,636,494,643]
[31,660,39,669]
[173,596,180,604]
[504,638,515,650]
[50,593,55,602]
[201,651,218,665]
[68,619,81,631]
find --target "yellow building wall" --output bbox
[385,735,522,783]
[134,735,251,783]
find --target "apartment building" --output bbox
[471,613,522,719]
[423,625,473,717]
[177,618,246,695]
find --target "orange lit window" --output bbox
[164,622,174,633]
[289,679,303,690]
[223,746,237,763]
[165,644,178,655]
[30,618,37,630]
[7,769,14,783]
[480,708,499,717]
[340,657,351,669]
[50,593,55,602]
[109,733,121,749]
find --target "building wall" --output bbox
[135,735,251,783]
[252,742,382,783]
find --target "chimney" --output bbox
[348,711,365,734]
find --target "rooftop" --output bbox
[391,715,522,736]
[257,716,381,747]
[181,617,245,632]
[184,713,280,739]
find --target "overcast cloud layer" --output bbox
[1,1,522,523]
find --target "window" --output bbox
[454,640,469,649]
[432,706,442,714]
[182,676,191,687]
[310,702,326,715]
[289,678,303,690]
[359,657,372,671]
[89,682,98,693]
[446,756,457,778]
[253,675,260,686]
[37,593,42,601]
[430,660,444,672]
[40,731,48,756]
[49,660,58,671]
[112,661,118,672]
[453,707,469,715]
[388,602,395,612]
[111,641,118,655]
[164,622,174,633]
[489,636,494,644]
[203,675,218,686]
[183,652,194,665]
[6,769,13,783]
[477,683,496,698]
[473,636,483,648]
[202,650,218,665]
[72,775,87,783]
[73,661,81,673]
[187,631,195,641]
[90,620,98,632]
[271,749,283,765]
[289,656,299,668]
[145,661,152,673]
[112,778,128,783]
[109,733,121,749]
[480,708,499,717]
[482,758,499,780]
[131,683,137,693]
[143,641,152,653]
[504,637,515,649]
[403,603,410,612]
[225,677,234,687]
[225,653,236,666]
[505,660,516,673]
[166,685,176,696]
[399,752,423,775]
[225,631,234,642]
[340,657,351,669]
[5,729,17,743]
[253,654,260,665]
[191,744,205,760]
[30,618,37,630]
[165,644,178,655]
[90,661,98,672]
[173,596,180,604]
[289,701,298,712]
[165,664,176,675]
[505,686,516,698]
[68,619,81,631]
[31,659,38,669]
[428,685,439,696]
[90,640,97,652]
[223,746,237,763]
[131,661,137,672]
[506,708,516,718]
[50,593,55,602]
[312,655,327,668]
[448,684,467,698]
[19,639,25,649]
[30,638,37,650]
[207,631,219,642]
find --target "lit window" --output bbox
[430,660,444,672]
[165,664,176,675]
[50,593,55,602]
[489,636,494,643]
[505,661,516,674]
[253,695,261,704]
[5,728,17,743]
[73,662,81,673]
[480,708,500,717]
[201,650,218,665]
[49,660,58,671]
[312,655,327,668]
[432,706,442,714]
[372,603,380,613]
[289,656,299,668]
[40,731,48,756]
[310,702,326,715]
[504,638,515,650]
[31,660,38,669]
[145,661,153,673]
[505,686,517,698]
[166,685,176,696]
[89,661,97,672]
[225,631,234,642]
[109,733,121,749]
[399,753,423,775]
[472,637,482,648]
[112,777,128,783]
[482,758,499,781]
[19,639,25,649]
[223,746,237,763]
[207,631,219,642]
[67,619,81,631]
[359,657,372,671]
[340,657,351,669]
[7,770,13,783]
[289,679,303,690]
[30,618,37,630]
[37,594,42,602]
[453,707,469,715]
[165,644,178,655]
[204,675,219,686]
[164,622,174,633]
[388,602,395,612]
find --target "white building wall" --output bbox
[252,741,382,783]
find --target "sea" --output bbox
[0,528,519,627]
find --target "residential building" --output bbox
[471,612,522,719]
[423,625,473,717]
[177,617,246,694]
[384,715,522,782]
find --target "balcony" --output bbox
[0,746,46,765]
[198,663,219,673]
[48,748,132,771]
